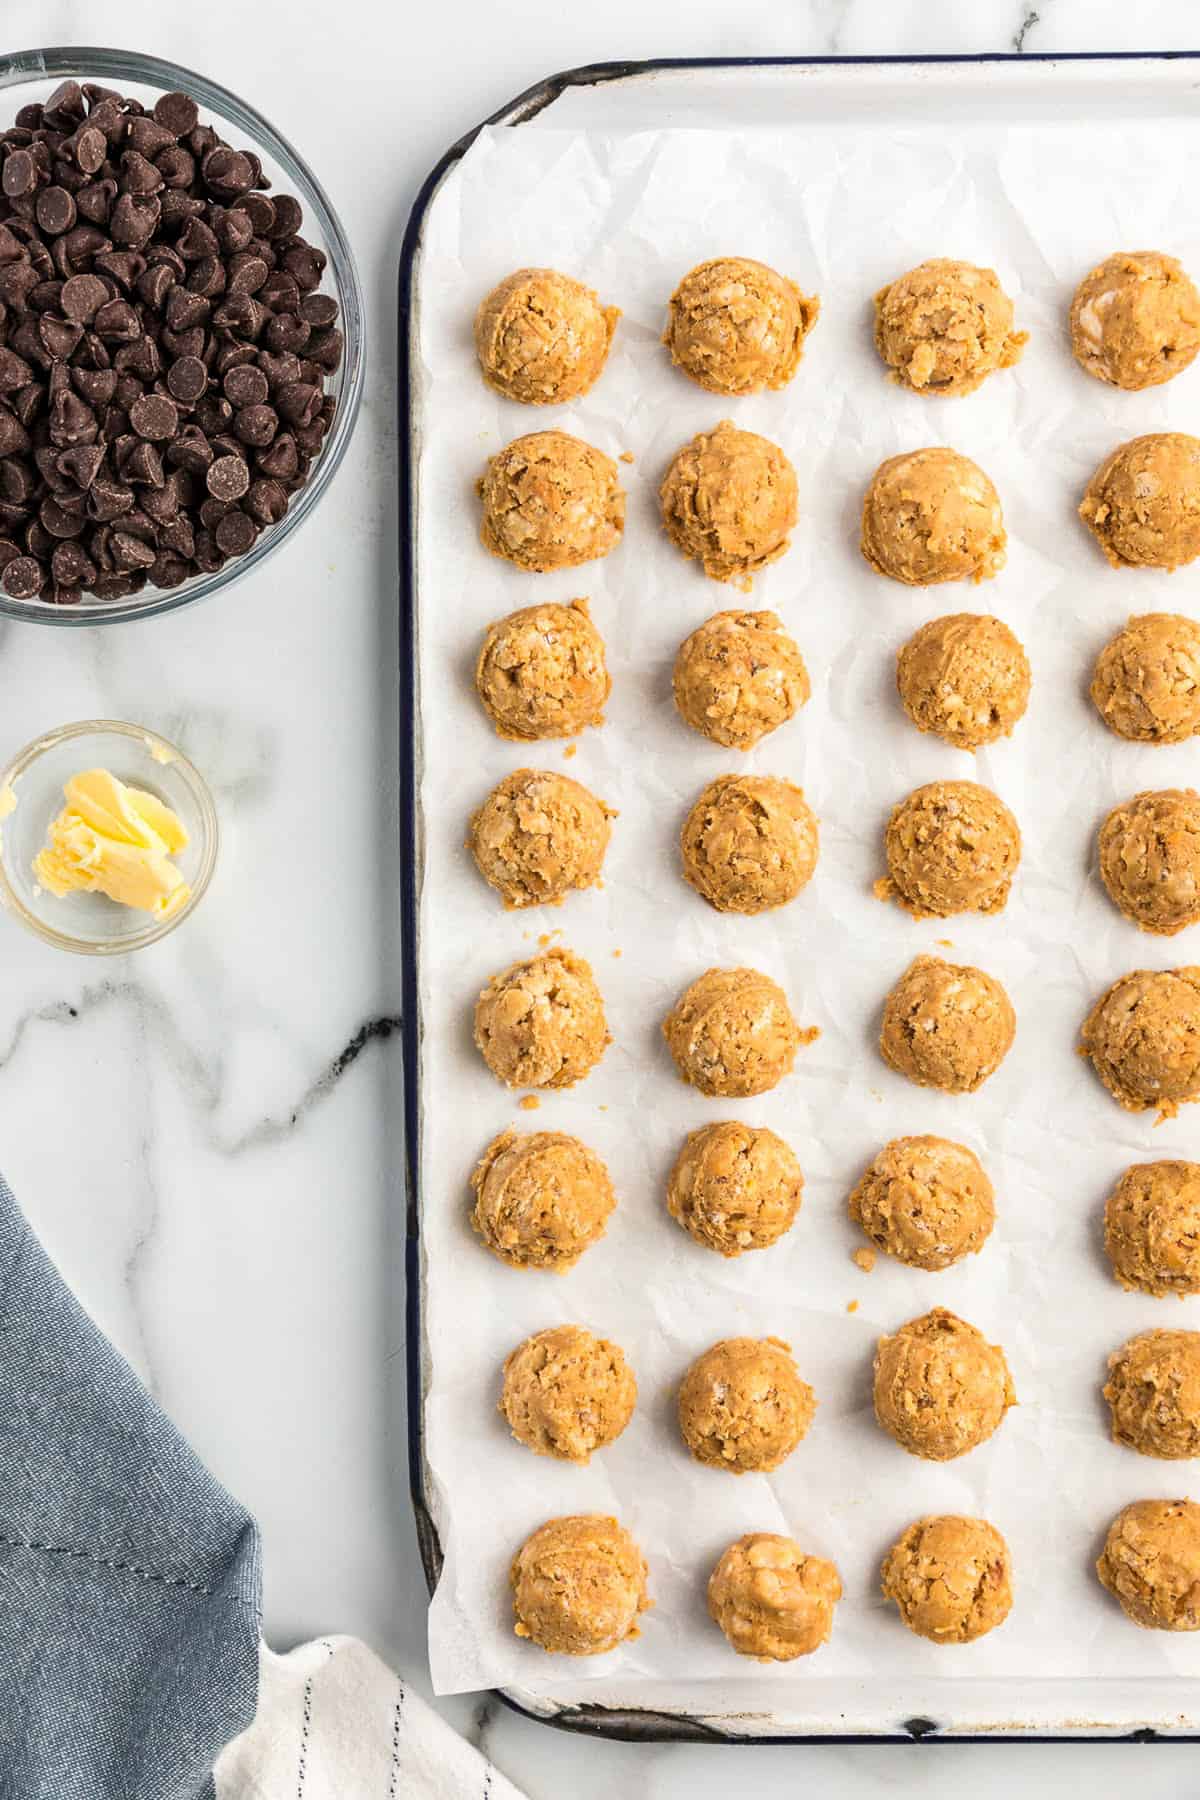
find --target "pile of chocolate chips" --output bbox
[0,79,343,606]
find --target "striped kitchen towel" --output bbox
[0,1173,522,1798]
[216,1639,524,1799]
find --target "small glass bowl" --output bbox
[0,719,218,953]
[0,46,365,626]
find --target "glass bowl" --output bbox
[0,719,218,952]
[0,46,365,625]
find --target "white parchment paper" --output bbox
[414,103,1200,1705]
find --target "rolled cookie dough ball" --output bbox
[660,420,798,590]
[511,1514,650,1654]
[1079,433,1200,571]
[874,259,1027,397]
[475,267,619,405]
[861,447,1006,587]
[471,1129,615,1272]
[1070,251,1200,392]
[476,599,610,741]
[663,966,809,1098]
[880,955,1016,1095]
[673,609,810,751]
[678,1336,815,1473]
[1097,1499,1200,1631]
[663,257,820,396]
[881,1515,1013,1644]
[500,1324,636,1463]
[897,612,1031,751]
[1091,613,1200,744]
[1080,967,1200,1117]
[1104,1329,1200,1460]
[681,774,819,915]
[478,430,625,572]
[469,768,615,910]
[849,1134,995,1271]
[708,1534,841,1661]
[474,947,609,1090]
[879,780,1020,920]
[667,1120,803,1257]
[874,1306,1015,1462]
[1105,1161,1200,1299]
[1099,789,1200,936]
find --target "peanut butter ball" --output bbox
[476,599,610,741]
[1080,433,1200,571]
[660,420,798,590]
[1091,612,1200,745]
[708,1534,841,1661]
[673,609,810,751]
[874,259,1027,397]
[470,1129,614,1272]
[879,780,1020,920]
[511,1514,650,1654]
[882,1515,1013,1644]
[681,774,819,915]
[897,612,1031,751]
[667,1120,803,1257]
[1099,789,1200,936]
[1105,1161,1200,1299]
[849,1134,995,1272]
[469,768,615,910]
[1104,1329,1200,1460]
[663,257,819,396]
[474,947,608,1090]
[1080,967,1200,1118]
[874,1307,1015,1462]
[475,267,619,405]
[663,966,808,1098]
[1070,251,1200,392]
[478,430,625,573]
[1097,1499,1200,1631]
[500,1324,636,1463]
[880,955,1015,1095]
[678,1336,814,1474]
[861,447,1006,586]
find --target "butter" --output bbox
[34,769,191,919]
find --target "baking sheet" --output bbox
[413,68,1200,1714]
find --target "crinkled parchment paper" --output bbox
[414,106,1200,1702]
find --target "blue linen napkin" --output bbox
[0,1173,261,1800]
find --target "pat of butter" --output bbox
[34,769,191,920]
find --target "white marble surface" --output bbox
[10,0,1200,1794]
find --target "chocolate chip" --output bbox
[120,149,163,196]
[129,392,177,440]
[61,272,110,323]
[0,346,32,391]
[2,553,41,597]
[2,149,35,198]
[233,403,277,448]
[300,293,339,328]
[0,410,28,455]
[167,354,208,404]
[214,507,256,556]
[245,476,287,525]
[110,529,156,570]
[267,194,302,238]
[206,453,249,501]
[202,147,253,197]
[35,186,77,235]
[223,363,268,408]
[73,126,106,175]
[153,92,198,137]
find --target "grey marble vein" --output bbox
[0,982,402,1157]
